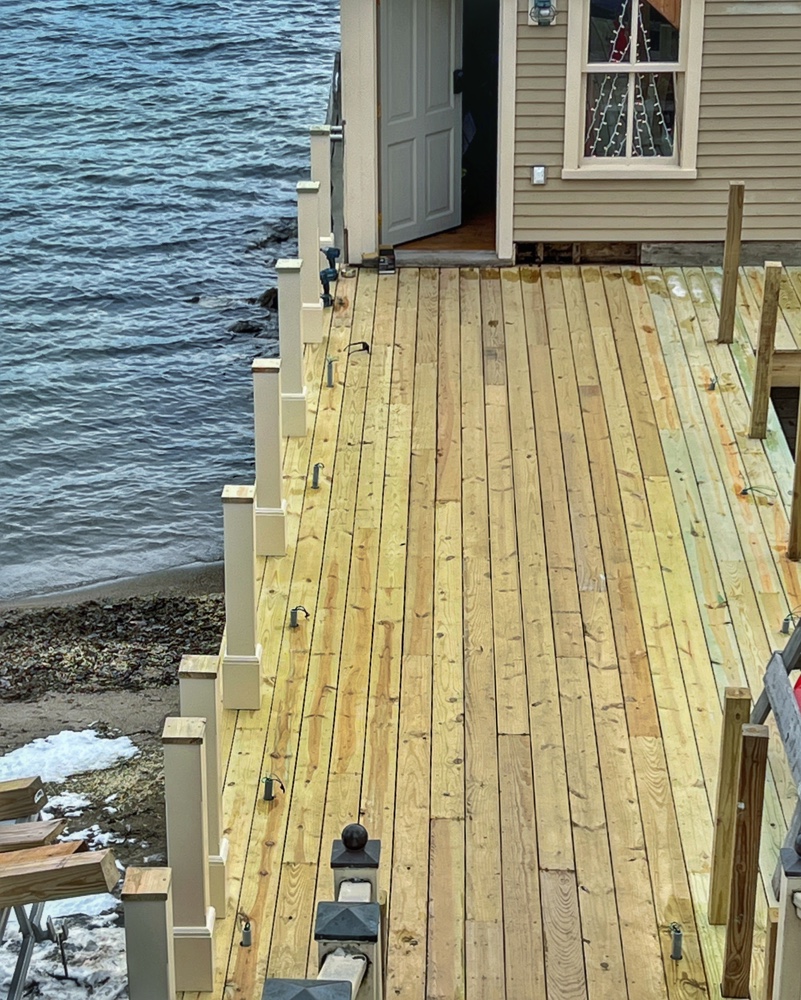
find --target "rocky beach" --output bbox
[0,576,226,869]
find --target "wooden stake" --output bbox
[721,724,770,998]
[788,380,801,560]
[749,262,783,439]
[709,687,752,924]
[718,181,745,344]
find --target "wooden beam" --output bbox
[0,819,67,853]
[769,350,801,389]
[789,382,801,561]
[709,688,752,924]
[0,777,46,821]
[0,841,84,867]
[721,725,770,998]
[749,262,783,438]
[0,848,118,907]
[717,181,745,344]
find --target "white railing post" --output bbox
[310,125,334,247]
[162,718,215,993]
[773,848,801,1000]
[276,259,307,437]
[178,655,228,916]
[297,180,323,344]
[221,484,262,710]
[122,867,176,1000]
[253,359,287,553]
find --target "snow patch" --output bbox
[41,792,92,818]
[62,825,125,849]
[0,730,138,783]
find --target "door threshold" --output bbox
[394,249,513,267]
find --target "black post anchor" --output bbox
[320,247,341,308]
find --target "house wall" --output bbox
[513,0,801,243]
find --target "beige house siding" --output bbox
[513,0,801,242]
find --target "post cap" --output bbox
[262,981,351,1000]
[178,654,218,679]
[162,716,206,745]
[331,825,380,869]
[121,867,172,901]
[252,358,281,375]
[314,901,380,942]
[276,258,303,273]
[309,124,332,136]
[221,484,256,503]
[297,180,321,195]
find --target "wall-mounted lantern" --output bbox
[528,0,557,25]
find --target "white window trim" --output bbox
[562,0,705,179]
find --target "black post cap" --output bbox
[314,901,380,943]
[331,825,381,869]
[262,980,352,1000]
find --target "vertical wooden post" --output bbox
[310,125,334,247]
[162,718,215,993]
[122,867,176,1000]
[709,688,752,924]
[252,358,287,555]
[762,907,779,1000]
[221,484,262,710]
[297,180,323,344]
[276,259,307,437]
[178,655,227,916]
[788,381,801,560]
[773,852,801,1000]
[718,181,745,344]
[749,262,783,439]
[721,724,770,998]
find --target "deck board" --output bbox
[178,264,801,1000]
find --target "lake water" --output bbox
[0,0,339,600]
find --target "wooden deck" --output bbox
[182,264,801,1000]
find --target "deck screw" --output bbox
[289,605,310,629]
[326,356,337,387]
[312,462,325,489]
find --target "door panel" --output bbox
[380,0,462,244]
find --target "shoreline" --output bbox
[0,560,225,611]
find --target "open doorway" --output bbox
[382,0,500,254]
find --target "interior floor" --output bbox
[395,208,495,252]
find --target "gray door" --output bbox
[380,0,463,245]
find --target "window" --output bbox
[562,0,704,178]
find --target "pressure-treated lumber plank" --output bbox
[0,819,67,853]
[0,841,84,867]
[0,848,118,906]
[721,725,770,998]
[498,735,545,1000]
[709,688,752,924]
[460,272,504,982]
[482,269,529,737]
[428,818,465,1000]
[0,777,46,821]
[508,268,573,873]
[540,870,587,1000]
[718,182,745,344]
[749,262,783,439]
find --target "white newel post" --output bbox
[162,718,215,993]
[178,655,228,916]
[253,358,287,555]
[221,484,263,710]
[122,867,176,1000]
[297,180,323,343]
[276,259,307,437]
[310,125,334,247]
